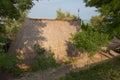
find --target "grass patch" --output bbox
[56,57,120,80]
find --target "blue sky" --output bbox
[28,0,99,20]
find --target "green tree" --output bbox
[56,9,78,20]
[0,0,37,53]
[0,0,35,19]
[84,0,120,38]
[0,0,37,73]
[90,15,106,28]
[70,0,120,56]
[0,0,37,38]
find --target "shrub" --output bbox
[0,53,18,72]
[0,37,23,75]
[34,43,45,55]
[70,23,109,56]
[0,36,12,43]
[109,26,120,39]
[0,36,12,53]
[0,45,4,53]
[32,53,60,71]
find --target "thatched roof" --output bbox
[9,18,81,64]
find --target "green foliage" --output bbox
[32,53,60,71]
[0,24,5,35]
[3,18,23,38]
[0,36,12,53]
[0,0,36,38]
[0,37,24,75]
[0,0,35,19]
[34,43,45,55]
[56,9,78,20]
[0,46,4,53]
[0,45,27,75]
[56,57,120,80]
[90,15,106,28]
[109,24,120,39]
[0,36,12,43]
[70,23,109,56]
[0,53,15,72]
[0,53,20,73]
[84,0,120,39]
[0,11,28,38]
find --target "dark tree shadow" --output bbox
[65,41,81,58]
[69,20,81,32]
[9,18,48,66]
[31,18,47,27]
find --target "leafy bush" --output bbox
[0,36,12,53]
[0,45,4,53]
[32,53,60,71]
[0,52,19,72]
[0,37,23,74]
[33,46,60,71]
[0,36,12,43]
[109,26,120,39]
[70,23,109,56]
[34,43,45,55]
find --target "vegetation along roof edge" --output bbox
[27,18,81,21]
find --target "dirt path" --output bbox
[13,51,120,80]
[14,64,72,80]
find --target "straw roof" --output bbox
[9,18,81,64]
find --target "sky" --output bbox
[28,0,99,20]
